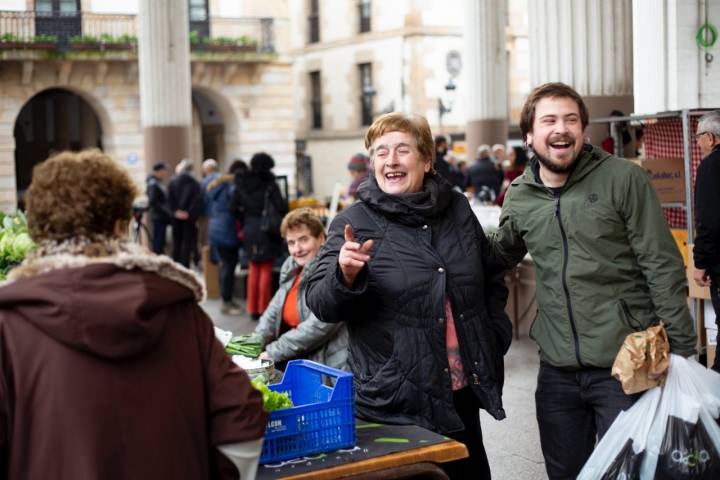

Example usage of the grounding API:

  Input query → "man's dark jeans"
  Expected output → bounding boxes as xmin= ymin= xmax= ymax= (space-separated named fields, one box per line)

xmin=215 ymin=244 xmax=239 ymax=303
xmin=710 ymin=272 xmax=720 ymax=374
xmin=535 ymin=361 xmax=641 ymax=480
xmin=151 ymin=220 xmax=168 ymax=255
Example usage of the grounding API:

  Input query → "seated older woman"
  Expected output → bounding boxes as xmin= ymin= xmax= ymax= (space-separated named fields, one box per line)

xmin=0 ymin=150 xmax=267 ymax=480
xmin=306 ymin=113 xmax=511 ymax=479
xmin=255 ymin=208 xmax=348 ymax=371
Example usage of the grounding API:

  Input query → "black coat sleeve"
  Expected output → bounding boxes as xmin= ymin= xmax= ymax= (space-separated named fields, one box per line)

xmin=694 ymin=153 xmax=720 ymax=271
xmin=473 ymin=214 xmax=512 ymax=354
xmin=305 ymin=213 xmax=369 ymax=324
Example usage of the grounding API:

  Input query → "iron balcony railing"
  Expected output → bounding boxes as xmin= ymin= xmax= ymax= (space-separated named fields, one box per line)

xmin=0 ymin=10 xmax=275 ymax=53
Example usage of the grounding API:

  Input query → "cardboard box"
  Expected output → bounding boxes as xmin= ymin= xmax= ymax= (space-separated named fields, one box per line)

xmin=687 ymin=244 xmax=712 ymax=300
xmin=202 ymin=245 xmax=220 ymax=299
xmin=708 ymin=345 xmax=716 ymax=368
xmin=639 ymin=158 xmax=685 ymax=203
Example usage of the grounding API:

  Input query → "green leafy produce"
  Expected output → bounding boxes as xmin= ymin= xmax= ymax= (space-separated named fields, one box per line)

xmin=225 ymin=334 xmax=263 ymax=358
xmin=251 ymin=376 xmax=293 ymax=412
xmin=0 ymin=212 xmax=34 ymax=281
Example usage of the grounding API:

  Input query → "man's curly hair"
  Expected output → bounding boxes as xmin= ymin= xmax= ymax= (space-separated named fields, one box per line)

xmin=25 ymin=149 xmax=138 ymax=242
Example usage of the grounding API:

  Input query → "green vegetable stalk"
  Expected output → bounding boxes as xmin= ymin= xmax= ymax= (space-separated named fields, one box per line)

xmin=251 ymin=376 xmax=293 ymax=412
xmin=225 ymin=334 xmax=263 ymax=358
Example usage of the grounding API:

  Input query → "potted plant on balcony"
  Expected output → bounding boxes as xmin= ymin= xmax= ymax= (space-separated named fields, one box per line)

xmin=0 ymin=33 xmax=57 ymax=50
xmin=99 ymin=33 xmax=136 ymax=51
xmin=69 ymin=34 xmax=102 ymax=51
xmin=203 ymin=35 xmax=258 ymax=53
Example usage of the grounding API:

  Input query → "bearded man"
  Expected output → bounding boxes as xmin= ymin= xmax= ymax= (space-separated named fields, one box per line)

xmin=490 ymin=82 xmax=696 ymax=479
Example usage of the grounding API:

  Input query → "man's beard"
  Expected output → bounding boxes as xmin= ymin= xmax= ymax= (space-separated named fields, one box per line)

xmin=531 ymin=138 xmax=581 ymax=174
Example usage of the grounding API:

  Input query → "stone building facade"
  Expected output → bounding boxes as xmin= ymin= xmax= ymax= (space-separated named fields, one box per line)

xmin=0 ymin=0 xmax=294 ymax=212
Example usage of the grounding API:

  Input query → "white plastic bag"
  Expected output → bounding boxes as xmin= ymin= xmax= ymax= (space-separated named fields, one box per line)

xmin=580 ymin=354 xmax=720 ymax=479
xmin=640 ymin=354 xmax=720 ymax=479
xmin=577 ymin=387 xmax=661 ymax=480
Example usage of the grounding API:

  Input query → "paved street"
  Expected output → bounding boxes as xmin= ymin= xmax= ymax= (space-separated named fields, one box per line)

xmin=203 ymin=297 xmax=547 ymax=479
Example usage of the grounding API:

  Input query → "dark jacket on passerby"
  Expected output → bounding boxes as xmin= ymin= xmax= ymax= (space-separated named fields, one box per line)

xmin=206 ymin=174 xmax=239 ymax=249
xmin=168 ymin=172 xmax=204 ymax=221
xmin=146 ymin=174 xmax=172 ymax=223
xmin=434 ymin=150 xmax=451 ymax=181
xmin=0 ymin=242 xmax=267 ymax=480
xmin=467 ymin=157 xmax=502 ymax=198
xmin=492 ymin=144 xmax=696 ymax=368
xmin=306 ymin=173 xmax=511 ymax=435
xmin=231 ymin=171 xmax=287 ymax=262
xmin=255 ymin=256 xmax=349 ymax=370
xmin=694 ymin=144 xmax=720 ymax=277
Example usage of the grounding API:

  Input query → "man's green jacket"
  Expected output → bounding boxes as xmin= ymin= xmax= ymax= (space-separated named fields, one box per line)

xmin=492 ymin=144 xmax=696 ymax=368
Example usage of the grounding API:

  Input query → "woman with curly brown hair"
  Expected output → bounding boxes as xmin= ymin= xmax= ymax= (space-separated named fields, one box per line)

xmin=0 ymin=150 xmax=267 ymax=480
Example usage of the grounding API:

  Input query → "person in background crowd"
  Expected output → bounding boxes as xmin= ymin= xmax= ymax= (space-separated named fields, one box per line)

xmin=693 ymin=110 xmax=720 ymax=373
xmin=600 ymin=110 xmax=632 ymax=156
xmin=306 ymin=113 xmax=511 ymax=480
xmin=202 ymin=158 xmax=220 ymax=188
xmin=146 ymin=161 xmax=172 ymax=254
xmin=345 ymin=153 xmax=370 ymax=201
xmin=491 ymin=143 xmax=507 ymax=183
xmin=467 ymin=144 xmax=502 ymax=202
xmin=0 ymin=149 xmax=267 ymax=480
xmin=491 ymin=82 xmax=696 ymax=479
xmin=206 ymin=164 xmax=243 ymax=316
xmin=445 ymin=152 xmax=468 ymax=191
xmin=198 ymin=159 xmax=220 ymax=263
xmin=255 ymin=208 xmax=348 ymax=370
xmin=168 ymin=159 xmax=204 ymax=268
xmin=231 ymin=152 xmax=288 ymax=320
xmin=496 ymin=146 xmax=529 ymax=207
xmin=434 ymin=135 xmax=452 ymax=181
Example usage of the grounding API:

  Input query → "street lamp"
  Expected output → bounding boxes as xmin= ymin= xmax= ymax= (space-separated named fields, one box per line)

xmin=438 ymin=78 xmax=456 ymax=131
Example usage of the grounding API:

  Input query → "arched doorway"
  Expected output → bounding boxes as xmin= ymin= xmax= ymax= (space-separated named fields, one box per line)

xmin=14 ymin=88 xmax=102 ymax=204
xmin=192 ymin=89 xmax=225 ymax=164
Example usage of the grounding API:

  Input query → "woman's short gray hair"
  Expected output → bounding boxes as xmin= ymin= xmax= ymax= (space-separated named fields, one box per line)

xmin=698 ymin=111 xmax=720 ymax=136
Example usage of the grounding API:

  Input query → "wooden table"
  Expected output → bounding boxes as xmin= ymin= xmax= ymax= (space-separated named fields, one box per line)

xmin=278 ymin=440 xmax=468 ymax=479
xmin=257 ymin=421 xmax=468 ymax=480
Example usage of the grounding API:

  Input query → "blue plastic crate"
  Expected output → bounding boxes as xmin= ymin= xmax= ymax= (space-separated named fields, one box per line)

xmin=259 ymin=360 xmax=356 ymax=464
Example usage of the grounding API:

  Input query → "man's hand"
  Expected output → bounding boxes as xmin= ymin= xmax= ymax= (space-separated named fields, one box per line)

xmin=259 ymin=351 xmax=270 ymax=361
xmin=694 ymin=267 xmax=710 ymax=287
xmin=339 ymin=224 xmax=373 ymax=287
xmin=174 ymin=210 xmax=189 ymax=220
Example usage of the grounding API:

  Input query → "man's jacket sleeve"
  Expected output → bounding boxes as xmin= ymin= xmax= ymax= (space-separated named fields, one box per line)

xmin=621 ymin=166 xmax=696 ymax=356
xmin=489 ymin=191 xmax=528 ymax=270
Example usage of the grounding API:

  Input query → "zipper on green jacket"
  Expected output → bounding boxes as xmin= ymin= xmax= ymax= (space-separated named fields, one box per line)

xmin=553 ymin=189 xmax=585 ymax=368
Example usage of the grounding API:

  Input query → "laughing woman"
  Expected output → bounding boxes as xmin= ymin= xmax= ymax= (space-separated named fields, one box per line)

xmin=254 ymin=208 xmax=348 ymax=371
xmin=305 ymin=113 xmax=512 ymax=479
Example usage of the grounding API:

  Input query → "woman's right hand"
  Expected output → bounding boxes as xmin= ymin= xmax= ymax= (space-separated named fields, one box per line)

xmin=339 ymin=224 xmax=373 ymax=287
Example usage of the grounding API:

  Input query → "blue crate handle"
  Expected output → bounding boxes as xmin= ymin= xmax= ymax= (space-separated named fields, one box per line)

xmin=285 ymin=359 xmax=352 ymax=378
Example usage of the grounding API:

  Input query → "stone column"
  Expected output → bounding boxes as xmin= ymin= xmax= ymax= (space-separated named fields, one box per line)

xmin=528 ymin=0 xmax=633 ymax=146
xmin=463 ymin=0 xmax=508 ymax=158
xmin=138 ymin=0 xmax=192 ymax=172
xmin=633 ymin=0 xmax=720 ymax=114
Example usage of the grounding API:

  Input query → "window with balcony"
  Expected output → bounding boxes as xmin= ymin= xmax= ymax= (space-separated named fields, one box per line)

xmin=189 ymin=0 xmax=210 ymax=39
xmin=310 ymin=71 xmax=322 ymax=129
xmin=358 ymin=0 xmax=371 ymax=33
xmin=359 ymin=63 xmax=374 ymax=126
xmin=308 ymin=0 xmax=320 ymax=44
xmin=34 ymin=0 xmax=81 ymax=44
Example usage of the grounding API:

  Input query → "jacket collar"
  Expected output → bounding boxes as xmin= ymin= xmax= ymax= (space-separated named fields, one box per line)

xmin=6 ymin=237 xmax=205 ymax=301
xmin=517 ymin=144 xmax=611 ymax=191
xmin=357 ymin=172 xmax=454 ymax=227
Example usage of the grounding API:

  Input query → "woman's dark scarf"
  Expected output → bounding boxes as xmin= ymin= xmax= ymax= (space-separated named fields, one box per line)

xmin=356 ymin=171 xmax=454 ymax=227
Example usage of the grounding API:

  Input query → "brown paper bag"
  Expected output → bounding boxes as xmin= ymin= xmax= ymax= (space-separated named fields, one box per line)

xmin=611 ymin=322 xmax=670 ymax=394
